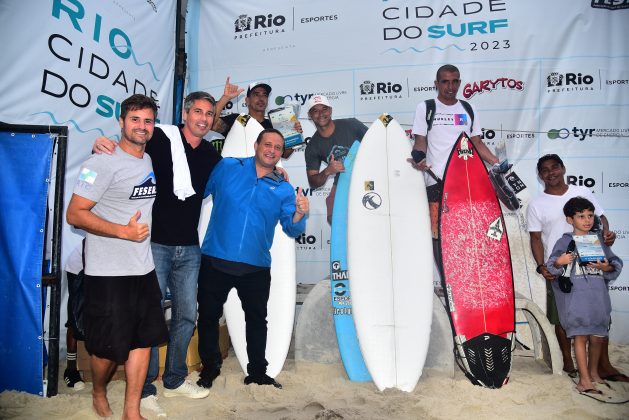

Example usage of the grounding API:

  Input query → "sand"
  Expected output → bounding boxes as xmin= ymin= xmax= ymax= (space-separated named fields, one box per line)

xmin=1 ymin=344 xmax=627 ymax=420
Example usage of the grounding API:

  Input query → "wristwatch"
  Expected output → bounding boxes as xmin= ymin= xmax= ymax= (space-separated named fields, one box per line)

xmin=536 ymin=264 xmax=544 ymax=274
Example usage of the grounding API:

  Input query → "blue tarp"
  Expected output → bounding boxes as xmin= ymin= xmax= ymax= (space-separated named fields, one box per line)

xmin=0 ymin=131 xmax=53 ymax=395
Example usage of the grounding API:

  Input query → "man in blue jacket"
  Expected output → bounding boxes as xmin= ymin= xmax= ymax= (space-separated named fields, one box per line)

xmin=197 ymin=128 xmax=309 ymax=389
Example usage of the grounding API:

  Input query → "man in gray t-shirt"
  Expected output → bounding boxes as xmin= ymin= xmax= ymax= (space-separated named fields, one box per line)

xmin=66 ymin=94 xmax=168 ymax=420
xmin=304 ymin=95 xmax=368 ymax=223
xmin=73 ymin=144 xmax=156 ymax=276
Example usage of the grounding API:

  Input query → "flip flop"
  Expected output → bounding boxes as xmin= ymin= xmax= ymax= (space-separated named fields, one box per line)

xmin=563 ymin=368 xmax=578 ymax=378
xmin=577 ymin=387 xmax=603 ymax=395
xmin=597 ymin=381 xmax=613 ymax=390
xmin=601 ymin=373 xmax=629 ymax=383
xmin=572 ymin=377 xmax=629 ymax=404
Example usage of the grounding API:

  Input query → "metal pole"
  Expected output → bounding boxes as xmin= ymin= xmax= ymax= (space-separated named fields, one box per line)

xmin=173 ymin=0 xmax=184 ymax=124
xmin=46 ymin=126 xmax=67 ymax=397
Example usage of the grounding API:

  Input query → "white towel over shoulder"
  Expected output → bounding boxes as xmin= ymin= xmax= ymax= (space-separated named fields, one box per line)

xmin=156 ymin=124 xmax=195 ymax=200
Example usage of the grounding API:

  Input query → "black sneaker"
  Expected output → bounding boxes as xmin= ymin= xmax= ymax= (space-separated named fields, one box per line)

xmin=64 ymin=368 xmax=85 ymax=391
xmin=244 ymin=374 xmax=282 ymax=389
xmin=197 ymin=367 xmax=220 ymax=389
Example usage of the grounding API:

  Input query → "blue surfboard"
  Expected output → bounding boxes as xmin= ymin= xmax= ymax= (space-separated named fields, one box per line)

xmin=330 ymin=140 xmax=371 ymax=381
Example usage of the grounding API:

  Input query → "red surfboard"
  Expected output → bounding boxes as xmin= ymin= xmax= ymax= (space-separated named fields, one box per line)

xmin=439 ymin=132 xmax=515 ymax=388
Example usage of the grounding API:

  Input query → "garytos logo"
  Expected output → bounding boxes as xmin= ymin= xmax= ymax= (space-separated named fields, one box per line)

xmin=546 ymin=72 xmax=595 ymax=93
xmin=462 ymin=78 xmax=524 ymax=99
xmin=234 ymin=13 xmax=286 ymax=39
xmin=359 ymin=80 xmax=404 ymax=100
xmin=129 ymin=173 xmax=157 ymax=200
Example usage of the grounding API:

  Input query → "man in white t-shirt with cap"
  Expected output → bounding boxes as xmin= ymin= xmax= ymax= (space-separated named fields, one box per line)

xmin=304 ymin=95 xmax=368 ymax=223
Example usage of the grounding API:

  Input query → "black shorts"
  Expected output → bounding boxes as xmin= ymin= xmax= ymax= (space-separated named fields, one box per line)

xmin=65 ymin=271 xmax=81 ymax=335
xmin=546 ymin=281 xmax=561 ymax=326
xmin=83 ymin=271 xmax=168 ymax=363
xmin=427 ymin=183 xmax=443 ymax=240
xmin=426 ymin=183 xmax=443 ymax=203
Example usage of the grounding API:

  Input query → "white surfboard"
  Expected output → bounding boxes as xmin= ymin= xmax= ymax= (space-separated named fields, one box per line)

xmin=347 ymin=114 xmax=433 ymax=392
xmin=201 ymin=114 xmax=296 ymax=379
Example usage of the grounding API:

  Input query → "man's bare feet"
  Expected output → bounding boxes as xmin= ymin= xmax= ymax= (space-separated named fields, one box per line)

xmin=590 ymin=373 xmax=604 ymax=384
xmin=575 ymin=379 xmax=597 ymax=394
xmin=121 ymin=412 xmax=147 ymax=420
xmin=575 ymin=384 xmax=603 ymax=395
xmin=92 ymin=391 xmax=113 ymax=418
xmin=601 ymin=372 xmax=629 ymax=382
xmin=562 ymin=358 xmax=576 ymax=374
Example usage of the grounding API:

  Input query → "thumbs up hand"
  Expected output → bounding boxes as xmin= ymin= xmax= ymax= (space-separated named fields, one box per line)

xmin=124 ymin=210 xmax=149 ymax=242
xmin=295 ymin=187 xmax=310 ymax=216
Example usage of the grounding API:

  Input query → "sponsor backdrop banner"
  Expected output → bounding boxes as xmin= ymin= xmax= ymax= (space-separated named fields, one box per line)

xmin=0 ymin=0 xmax=176 ymax=365
xmin=187 ymin=0 xmax=629 ymax=343
xmin=0 ymin=0 xmax=176 ymax=259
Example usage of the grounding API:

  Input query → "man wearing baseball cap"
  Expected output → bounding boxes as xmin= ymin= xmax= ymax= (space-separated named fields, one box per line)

xmin=213 ymin=80 xmax=273 ymax=140
xmin=212 ymin=78 xmax=302 ymax=158
xmin=304 ymin=95 xmax=368 ymax=223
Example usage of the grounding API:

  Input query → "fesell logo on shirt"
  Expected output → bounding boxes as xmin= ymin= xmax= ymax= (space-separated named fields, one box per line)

xmin=129 ymin=172 xmax=157 ymax=200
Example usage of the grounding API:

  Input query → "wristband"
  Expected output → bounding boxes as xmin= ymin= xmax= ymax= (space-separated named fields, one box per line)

xmin=536 ymin=264 xmax=544 ymax=274
xmin=411 ymin=149 xmax=426 ymax=163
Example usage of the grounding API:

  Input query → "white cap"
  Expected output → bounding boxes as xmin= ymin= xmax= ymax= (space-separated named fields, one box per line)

xmin=246 ymin=81 xmax=271 ymax=96
xmin=307 ymin=95 xmax=331 ymax=113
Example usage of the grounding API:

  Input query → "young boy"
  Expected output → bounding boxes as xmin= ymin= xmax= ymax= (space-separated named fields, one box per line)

xmin=546 ymin=197 xmax=623 ymax=395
